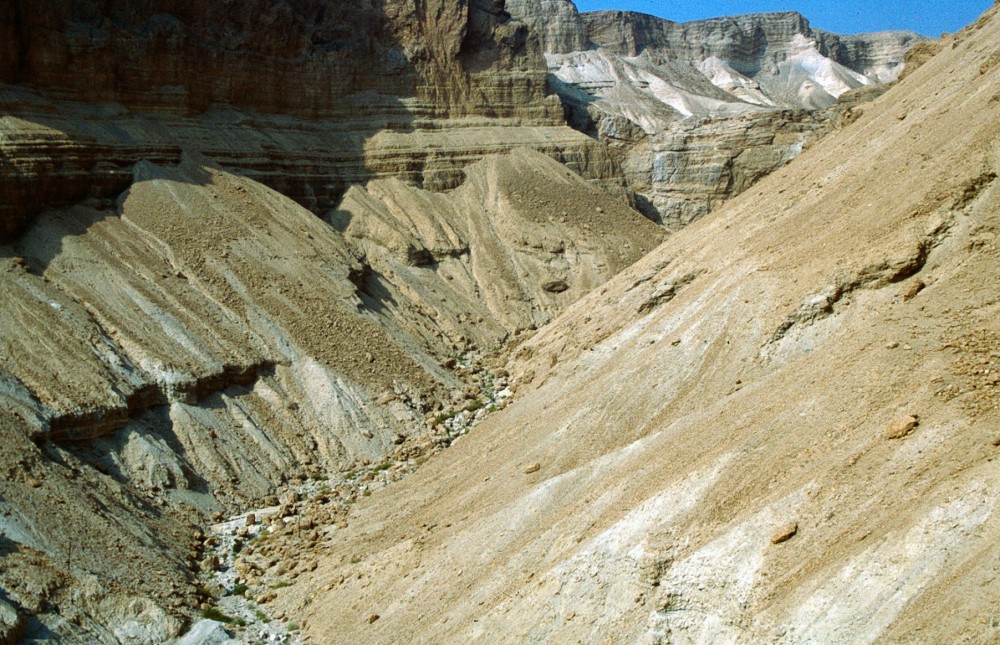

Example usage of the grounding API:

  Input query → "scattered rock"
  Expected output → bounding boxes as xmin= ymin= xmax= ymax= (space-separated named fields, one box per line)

xmin=770 ymin=522 xmax=799 ymax=544
xmin=885 ymin=415 xmax=920 ymax=439
xmin=367 ymin=613 xmax=381 ymax=624
xmin=246 ymin=513 xmax=256 ymax=527
xmin=902 ymin=279 xmax=926 ymax=301
xmin=0 ymin=599 xmax=25 ymax=645
xmin=542 ymin=280 xmax=570 ymax=294
xmin=523 ymin=463 xmax=541 ymax=474
xmin=200 ymin=555 xmax=220 ymax=572
xmin=992 ymin=436 xmax=1000 ymax=447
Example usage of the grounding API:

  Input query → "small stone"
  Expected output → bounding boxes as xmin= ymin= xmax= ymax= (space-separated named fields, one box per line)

xmin=200 ymin=555 xmax=220 ymax=572
xmin=542 ymin=280 xmax=569 ymax=294
xmin=902 ymin=280 xmax=926 ymax=301
xmin=770 ymin=522 xmax=798 ymax=544
xmin=246 ymin=513 xmax=256 ymax=527
xmin=885 ymin=341 xmax=899 ymax=349
xmin=523 ymin=463 xmax=541 ymax=475
xmin=885 ymin=415 xmax=919 ymax=440
xmin=992 ymin=437 xmax=1000 ymax=447
xmin=212 ymin=512 xmax=224 ymax=522
xmin=367 ymin=613 xmax=380 ymax=624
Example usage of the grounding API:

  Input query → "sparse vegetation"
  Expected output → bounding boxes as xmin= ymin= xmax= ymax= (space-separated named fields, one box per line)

xmin=201 ymin=607 xmax=245 ymax=626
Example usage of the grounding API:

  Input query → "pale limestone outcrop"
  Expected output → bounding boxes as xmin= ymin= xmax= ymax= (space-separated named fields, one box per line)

xmin=508 ymin=2 xmax=924 ymax=227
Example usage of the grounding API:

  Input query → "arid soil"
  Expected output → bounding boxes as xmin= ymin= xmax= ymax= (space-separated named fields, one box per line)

xmin=273 ymin=7 xmax=1000 ymax=643
xmin=0 ymin=1 xmax=996 ymax=643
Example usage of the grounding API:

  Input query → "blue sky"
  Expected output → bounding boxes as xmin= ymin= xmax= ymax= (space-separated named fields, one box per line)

xmin=572 ymin=1 xmax=994 ymax=36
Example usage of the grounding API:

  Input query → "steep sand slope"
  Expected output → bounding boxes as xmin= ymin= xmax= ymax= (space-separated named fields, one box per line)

xmin=281 ymin=7 xmax=1000 ymax=643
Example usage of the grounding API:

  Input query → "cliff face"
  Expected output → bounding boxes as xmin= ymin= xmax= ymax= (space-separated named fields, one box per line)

xmin=508 ymin=2 xmax=924 ymax=226
xmin=506 ymin=0 xmax=589 ymax=54
xmin=3 ymin=0 xmax=551 ymax=119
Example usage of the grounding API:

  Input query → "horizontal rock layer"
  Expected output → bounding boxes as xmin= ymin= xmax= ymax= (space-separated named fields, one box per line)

xmin=1 ymin=0 xmax=557 ymax=120
xmin=0 ymin=86 xmax=626 ymax=243
xmin=508 ymin=1 xmax=924 ymax=226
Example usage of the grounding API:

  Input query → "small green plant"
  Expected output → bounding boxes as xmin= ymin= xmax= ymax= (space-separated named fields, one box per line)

xmin=254 ymin=609 xmax=271 ymax=623
xmin=433 ymin=411 xmax=457 ymax=425
xmin=232 ymin=538 xmax=243 ymax=554
xmin=287 ymin=622 xmax=301 ymax=632
xmin=374 ymin=461 xmax=391 ymax=472
xmin=271 ymin=580 xmax=291 ymax=589
xmin=228 ymin=583 xmax=249 ymax=597
xmin=201 ymin=607 xmax=245 ymax=626
xmin=465 ymin=400 xmax=485 ymax=413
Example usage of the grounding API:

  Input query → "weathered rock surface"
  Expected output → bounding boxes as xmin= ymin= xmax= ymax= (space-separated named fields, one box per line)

xmin=0 ymin=85 xmax=621 ymax=243
xmin=0 ymin=143 xmax=658 ymax=641
xmin=279 ymin=6 xmax=1000 ymax=643
xmin=2 ymin=0 xmax=554 ymax=120
xmin=0 ymin=0 xmax=665 ymax=640
xmin=509 ymin=1 xmax=925 ymax=226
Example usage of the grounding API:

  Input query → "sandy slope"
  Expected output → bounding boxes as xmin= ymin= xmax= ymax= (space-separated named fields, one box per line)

xmin=279 ymin=7 xmax=1000 ymax=643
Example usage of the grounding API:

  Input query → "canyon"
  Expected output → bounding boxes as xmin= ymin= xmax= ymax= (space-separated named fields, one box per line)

xmin=0 ymin=1 xmax=997 ymax=644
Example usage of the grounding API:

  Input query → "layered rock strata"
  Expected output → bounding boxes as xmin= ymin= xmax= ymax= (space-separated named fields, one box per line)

xmin=509 ymin=1 xmax=924 ymax=227
xmin=1 ymin=0 xmax=553 ymax=120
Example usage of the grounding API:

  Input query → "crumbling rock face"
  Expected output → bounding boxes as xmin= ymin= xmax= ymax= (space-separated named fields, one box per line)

xmin=508 ymin=1 xmax=924 ymax=227
xmin=0 ymin=86 xmax=620 ymax=244
xmin=506 ymin=0 xmax=589 ymax=54
xmin=3 ymin=0 xmax=555 ymax=120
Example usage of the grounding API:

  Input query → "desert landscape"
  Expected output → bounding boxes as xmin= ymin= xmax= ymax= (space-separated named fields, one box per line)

xmin=0 ymin=1 xmax=998 ymax=643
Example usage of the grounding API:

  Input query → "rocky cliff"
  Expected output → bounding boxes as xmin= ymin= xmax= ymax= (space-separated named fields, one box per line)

xmin=509 ymin=1 xmax=923 ymax=226
xmin=2 ymin=0 xmax=552 ymax=120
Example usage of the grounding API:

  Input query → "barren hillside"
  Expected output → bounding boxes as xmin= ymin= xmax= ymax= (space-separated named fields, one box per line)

xmin=276 ymin=6 xmax=1000 ymax=643
xmin=0 ymin=1 xmax=996 ymax=643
